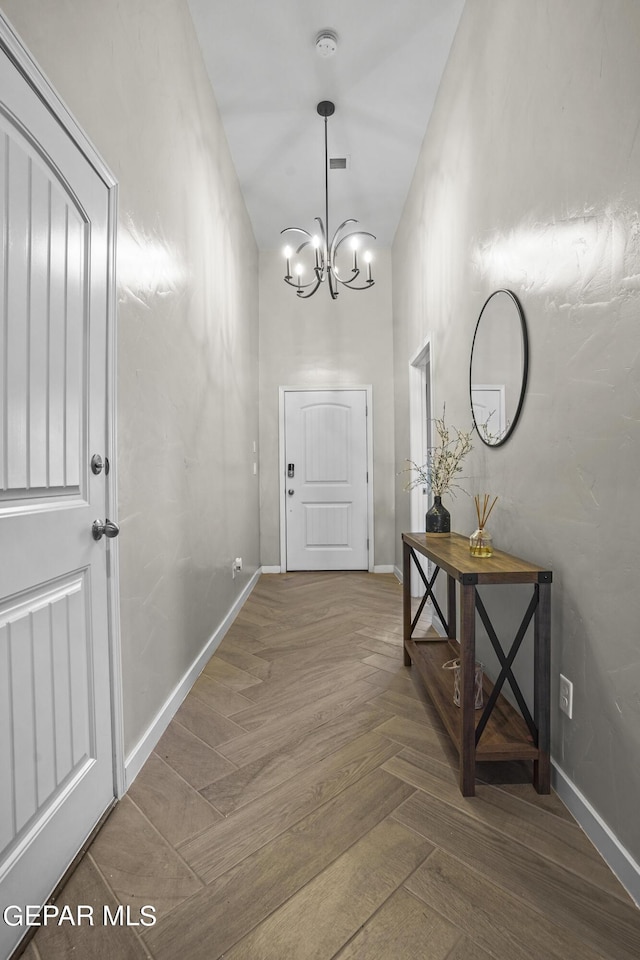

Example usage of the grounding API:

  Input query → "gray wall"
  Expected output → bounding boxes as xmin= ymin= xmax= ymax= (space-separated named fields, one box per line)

xmin=2 ymin=0 xmax=260 ymax=756
xmin=394 ymin=0 xmax=640 ymax=864
xmin=259 ymin=248 xmax=395 ymax=569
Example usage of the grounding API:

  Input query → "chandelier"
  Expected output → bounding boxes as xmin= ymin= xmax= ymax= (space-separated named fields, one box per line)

xmin=281 ymin=101 xmax=375 ymax=299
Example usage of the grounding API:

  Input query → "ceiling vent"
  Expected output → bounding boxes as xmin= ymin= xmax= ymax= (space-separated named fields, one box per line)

xmin=330 ymin=156 xmax=350 ymax=170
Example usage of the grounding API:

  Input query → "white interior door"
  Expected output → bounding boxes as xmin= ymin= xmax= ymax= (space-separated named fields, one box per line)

xmin=0 ymin=35 xmax=116 ymax=959
xmin=284 ymin=390 xmax=369 ymax=571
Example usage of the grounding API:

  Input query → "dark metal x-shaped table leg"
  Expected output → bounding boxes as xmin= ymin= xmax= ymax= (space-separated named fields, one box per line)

xmin=474 ymin=588 xmax=539 ymax=746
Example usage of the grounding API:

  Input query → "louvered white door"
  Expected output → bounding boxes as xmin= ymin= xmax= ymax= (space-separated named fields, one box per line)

xmin=0 ymin=36 xmax=115 ymax=959
xmin=284 ymin=390 xmax=369 ymax=571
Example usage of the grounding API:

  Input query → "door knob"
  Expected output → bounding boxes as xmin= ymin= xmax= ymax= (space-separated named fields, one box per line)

xmin=92 ymin=519 xmax=120 ymax=541
xmin=90 ymin=454 xmax=110 ymax=476
xmin=288 ymin=489 xmax=295 ymax=496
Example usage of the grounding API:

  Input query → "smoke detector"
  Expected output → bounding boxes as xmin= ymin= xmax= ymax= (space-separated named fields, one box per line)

xmin=315 ymin=31 xmax=338 ymax=58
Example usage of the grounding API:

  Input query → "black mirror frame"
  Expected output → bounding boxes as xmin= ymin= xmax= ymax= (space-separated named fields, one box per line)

xmin=469 ymin=289 xmax=529 ymax=448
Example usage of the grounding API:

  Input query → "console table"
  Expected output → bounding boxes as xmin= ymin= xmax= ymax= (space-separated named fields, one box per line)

xmin=402 ymin=532 xmax=552 ymax=796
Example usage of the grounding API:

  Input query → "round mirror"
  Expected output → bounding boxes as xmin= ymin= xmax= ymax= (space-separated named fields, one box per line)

xmin=470 ymin=289 xmax=529 ymax=447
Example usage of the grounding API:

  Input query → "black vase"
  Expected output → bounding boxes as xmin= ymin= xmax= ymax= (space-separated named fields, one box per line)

xmin=426 ymin=495 xmax=450 ymax=535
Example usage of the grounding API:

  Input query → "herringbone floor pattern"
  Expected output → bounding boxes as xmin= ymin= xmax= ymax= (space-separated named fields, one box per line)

xmin=20 ymin=573 xmax=640 ymax=959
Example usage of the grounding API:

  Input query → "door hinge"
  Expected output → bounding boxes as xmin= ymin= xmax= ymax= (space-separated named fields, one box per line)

xmin=367 ymin=538 xmax=370 ymax=550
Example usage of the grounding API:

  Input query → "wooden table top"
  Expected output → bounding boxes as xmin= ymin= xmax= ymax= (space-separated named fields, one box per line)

xmin=402 ymin=532 xmax=552 ymax=585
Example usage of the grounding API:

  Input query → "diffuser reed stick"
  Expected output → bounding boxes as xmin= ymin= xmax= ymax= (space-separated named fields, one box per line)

xmin=474 ymin=494 xmax=497 ymax=529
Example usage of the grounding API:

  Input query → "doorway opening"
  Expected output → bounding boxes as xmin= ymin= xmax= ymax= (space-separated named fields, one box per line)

xmin=409 ymin=337 xmax=434 ymax=603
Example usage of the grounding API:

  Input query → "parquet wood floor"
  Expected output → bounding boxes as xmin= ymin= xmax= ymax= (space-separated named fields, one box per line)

xmin=20 ymin=572 xmax=640 ymax=960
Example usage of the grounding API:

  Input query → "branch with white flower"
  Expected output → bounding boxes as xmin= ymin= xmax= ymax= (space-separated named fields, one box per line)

xmin=403 ymin=408 xmax=473 ymax=498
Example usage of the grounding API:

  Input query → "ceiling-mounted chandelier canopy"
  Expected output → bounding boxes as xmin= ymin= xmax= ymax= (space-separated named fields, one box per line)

xmin=281 ymin=100 xmax=375 ymax=299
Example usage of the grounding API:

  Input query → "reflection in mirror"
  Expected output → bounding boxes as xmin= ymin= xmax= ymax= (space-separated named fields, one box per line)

xmin=470 ymin=289 xmax=528 ymax=446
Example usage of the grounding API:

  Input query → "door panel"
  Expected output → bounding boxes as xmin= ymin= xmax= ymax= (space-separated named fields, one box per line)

xmin=0 ymin=573 xmax=94 ymax=846
xmin=304 ymin=404 xmax=350 ymax=481
xmin=0 ymin=37 xmax=115 ymax=959
xmin=303 ymin=501 xmax=351 ymax=547
xmin=285 ymin=390 xmax=369 ymax=571
xmin=1 ymin=113 xmax=87 ymax=501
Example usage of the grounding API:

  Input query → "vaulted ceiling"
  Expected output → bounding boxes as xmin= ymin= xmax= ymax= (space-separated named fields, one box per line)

xmin=187 ymin=0 xmax=465 ymax=249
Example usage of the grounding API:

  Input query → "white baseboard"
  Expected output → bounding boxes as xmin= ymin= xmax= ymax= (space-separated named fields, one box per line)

xmin=552 ymin=760 xmax=640 ymax=907
xmin=393 ymin=564 xmax=402 ymax=582
xmin=263 ymin=565 xmax=395 ymax=575
xmin=123 ymin=567 xmax=262 ymax=791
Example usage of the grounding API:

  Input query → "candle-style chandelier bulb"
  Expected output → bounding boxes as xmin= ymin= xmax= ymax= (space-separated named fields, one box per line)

xmin=280 ymin=100 xmax=375 ymax=299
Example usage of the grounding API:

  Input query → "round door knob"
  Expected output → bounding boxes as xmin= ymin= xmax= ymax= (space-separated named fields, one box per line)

xmin=92 ymin=519 xmax=120 ymax=541
xmin=288 ymin=489 xmax=295 ymax=496
xmin=90 ymin=454 xmax=110 ymax=476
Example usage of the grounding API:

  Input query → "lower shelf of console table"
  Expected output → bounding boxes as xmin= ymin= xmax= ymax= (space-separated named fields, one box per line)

xmin=402 ymin=531 xmax=552 ymax=797
xmin=405 ymin=636 xmax=539 ymax=762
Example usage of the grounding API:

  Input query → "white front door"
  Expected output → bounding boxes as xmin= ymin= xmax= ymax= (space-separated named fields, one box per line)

xmin=284 ymin=390 xmax=369 ymax=571
xmin=0 ymin=33 xmax=116 ymax=959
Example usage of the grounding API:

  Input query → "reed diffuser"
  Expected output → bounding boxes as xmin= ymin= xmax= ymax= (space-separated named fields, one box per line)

xmin=470 ymin=494 xmax=497 ymax=557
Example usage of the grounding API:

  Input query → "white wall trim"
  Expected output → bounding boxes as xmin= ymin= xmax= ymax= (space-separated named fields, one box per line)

xmin=124 ymin=567 xmax=262 ymax=790
xmin=408 ymin=336 xmax=434 ymax=597
xmin=278 ymin=387 xmax=287 ymax=572
xmin=365 ymin=386 xmax=374 ymax=573
xmin=268 ymin=564 xmax=393 ymax=575
xmin=408 ymin=334 xmax=434 ymax=534
xmin=106 ymin=179 xmax=125 ymax=799
xmin=393 ymin=564 xmax=403 ymax=583
xmin=0 ymin=12 xmax=116 ymax=189
xmin=278 ymin=385 xmax=375 ymax=572
xmin=551 ymin=761 xmax=640 ymax=907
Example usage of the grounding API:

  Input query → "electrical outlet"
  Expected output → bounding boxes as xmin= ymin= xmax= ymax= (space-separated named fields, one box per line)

xmin=559 ymin=674 xmax=573 ymax=719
